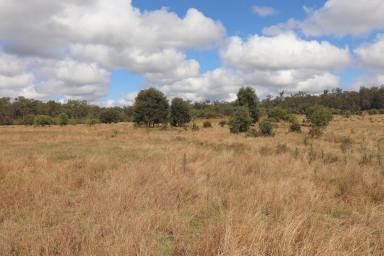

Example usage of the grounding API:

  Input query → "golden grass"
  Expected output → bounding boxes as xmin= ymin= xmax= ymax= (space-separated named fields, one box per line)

xmin=1 ymin=115 xmax=384 ymax=255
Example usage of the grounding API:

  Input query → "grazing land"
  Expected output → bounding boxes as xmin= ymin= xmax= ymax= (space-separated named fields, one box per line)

xmin=1 ymin=116 xmax=384 ymax=256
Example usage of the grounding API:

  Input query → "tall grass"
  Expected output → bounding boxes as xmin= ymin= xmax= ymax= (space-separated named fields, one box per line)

xmin=0 ymin=117 xmax=383 ymax=255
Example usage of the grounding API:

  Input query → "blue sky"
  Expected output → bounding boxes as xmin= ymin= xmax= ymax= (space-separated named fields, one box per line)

xmin=0 ymin=0 xmax=384 ymax=105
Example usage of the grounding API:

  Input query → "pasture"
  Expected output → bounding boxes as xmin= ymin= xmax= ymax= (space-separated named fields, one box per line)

xmin=1 ymin=115 xmax=384 ymax=255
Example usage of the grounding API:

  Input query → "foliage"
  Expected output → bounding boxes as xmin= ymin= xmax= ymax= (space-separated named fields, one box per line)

xmin=203 ymin=121 xmax=212 ymax=128
xmin=99 ymin=108 xmax=121 ymax=124
xmin=228 ymin=107 xmax=252 ymax=134
xmin=259 ymin=119 xmax=274 ymax=136
xmin=305 ymin=106 xmax=333 ymax=128
xmin=170 ymin=97 xmax=191 ymax=127
xmin=267 ymin=107 xmax=291 ymax=122
xmin=289 ymin=120 xmax=301 ymax=133
xmin=219 ymin=120 xmax=227 ymax=127
xmin=237 ymin=87 xmax=260 ymax=122
xmin=33 ymin=115 xmax=54 ymax=126
xmin=57 ymin=113 xmax=69 ymax=126
xmin=133 ymin=88 xmax=169 ymax=127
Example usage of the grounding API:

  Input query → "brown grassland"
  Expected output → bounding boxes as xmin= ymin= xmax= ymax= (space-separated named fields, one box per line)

xmin=1 ymin=115 xmax=384 ymax=255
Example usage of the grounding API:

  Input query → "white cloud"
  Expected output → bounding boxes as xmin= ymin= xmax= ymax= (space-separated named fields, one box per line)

xmin=301 ymin=0 xmax=384 ymax=36
xmin=221 ymin=33 xmax=350 ymax=70
xmin=37 ymin=59 xmax=110 ymax=101
xmin=0 ymin=0 xmax=224 ymax=102
xmin=265 ymin=0 xmax=384 ymax=37
xmin=355 ymin=34 xmax=384 ymax=69
xmin=252 ymin=5 xmax=278 ymax=17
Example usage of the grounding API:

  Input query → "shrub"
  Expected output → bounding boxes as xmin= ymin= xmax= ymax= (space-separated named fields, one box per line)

xmin=99 ymin=109 xmax=121 ymax=124
xmin=203 ymin=121 xmax=212 ymax=128
xmin=192 ymin=123 xmax=200 ymax=131
xmin=289 ymin=121 xmax=301 ymax=133
xmin=305 ymin=106 xmax=333 ymax=137
xmin=170 ymin=97 xmax=191 ymax=127
xmin=229 ymin=107 xmax=252 ymax=134
xmin=259 ymin=119 xmax=273 ymax=136
xmin=57 ymin=113 xmax=69 ymax=126
xmin=246 ymin=128 xmax=258 ymax=137
xmin=23 ymin=114 xmax=35 ymax=126
xmin=368 ymin=109 xmax=380 ymax=115
xmin=236 ymin=87 xmax=260 ymax=122
xmin=309 ymin=126 xmax=322 ymax=138
xmin=267 ymin=107 xmax=290 ymax=122
xmin=33 ymin=115 xmax=54 ymax=126
xmin=219 ymin=120 xmax=227 ymax=127
xmin=86 ymin=119 xmax=98 ymax=126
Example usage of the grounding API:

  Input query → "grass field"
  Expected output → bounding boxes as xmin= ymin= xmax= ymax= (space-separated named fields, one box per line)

xmin=1 ymin=116 xmax=384 ymax=255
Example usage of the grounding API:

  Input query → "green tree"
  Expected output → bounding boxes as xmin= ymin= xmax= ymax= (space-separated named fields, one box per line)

xmin=228 ymin=107 xmax=252 ymax=134
xmin=133 ymin=88 xmax=169 ymax=127
xmin=237 ymin=87 xmax=260 ymax=122
xmin=99 ymin=108 xmax=121 ymax=124
xmin=170 ymin=97 xmax=191 ymax=127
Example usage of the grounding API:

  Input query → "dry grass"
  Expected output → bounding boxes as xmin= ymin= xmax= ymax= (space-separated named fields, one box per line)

xmin=1 ymin=115 xmax=384 ymax=255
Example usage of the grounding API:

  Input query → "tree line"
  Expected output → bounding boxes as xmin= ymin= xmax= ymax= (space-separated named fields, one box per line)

xmin=1 ymin=85 xmax=384 ymax=126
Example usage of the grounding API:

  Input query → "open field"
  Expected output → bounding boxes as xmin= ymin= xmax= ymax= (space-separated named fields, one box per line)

xmin=1 ymin=116 xmax=384 ymax=255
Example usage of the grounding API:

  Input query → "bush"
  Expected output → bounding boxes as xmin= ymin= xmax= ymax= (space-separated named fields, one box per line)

xmin=23 ymin=115 xmax=35 ymax=126
xmin=246 ymin=128 xmax=259 ymax=137
xmin=305 ymin=106 xmax=333 ymax=127
xmin=86 ymin=118 xmax=98 ymax=126
xmin=309 ymin=126 xmax=322 ymax=138
xmin=33 ymin=115 xmax=54 ymax=126
xmin=57 ymin=113 xmax=69 ymax=126
xmin=192 ymin=123 xmax=200 ymax=131
xmin=267 ymin=107 xmax=291 ymax=122
xmin=219 ymin=120 xmax=227 ymax=127
xmin=203 ymin=121 xmax=212 ymax=128
xmin=305 ymin=105 xmax=333 ymax=137
xmin=100 ymin=109 xmax=121 ymax=124
xmin=368 ymin=109 xmax=380 ymax=115
xmin=259 ymin=119 xmax=273 ymax=136
xmin=289 ymin=121 xmax=301 ymax=133
xmin=229 ymin=107 xmax=252 ymax=134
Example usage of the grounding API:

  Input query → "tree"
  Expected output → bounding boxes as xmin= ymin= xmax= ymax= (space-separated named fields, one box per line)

xmin=99 ymin=108 xmax=121 ymax=124
xmin=228 ymin=107 xmax=252 ymax=134
xmin=237 ymin=87 xmax=260 ymax=122
xmin=133 ymin=88 xmax=169 ymax=127
xmin=170 ymin=97 xmax=191 ymax=127
xmin=305 ymin=106 xmax=333 ymax=137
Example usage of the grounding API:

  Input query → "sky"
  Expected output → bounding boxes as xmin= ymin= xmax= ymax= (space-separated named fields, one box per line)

xmin=0 ymin=0 xmax=384 ymax=106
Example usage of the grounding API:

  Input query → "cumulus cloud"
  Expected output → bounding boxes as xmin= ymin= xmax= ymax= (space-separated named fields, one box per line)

xmin=37 ymin=59 xmax=110 ymax=101
xmin=0 ymin=0 xmax=224 ymax=102
xmin=0 ymin=0 xmax=356 ymax=104
xmin=252 ymin=5 xmax=278 ymax=17
xmin=355 ymin=34 xmax=384 ymax=69
xmin=264 ymin=0 xmax=384 ymax=37
xmin=0 ymin=52 xmax=39 ymax=98
xmin=221 ymin=33 xmax=350 ymax=70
